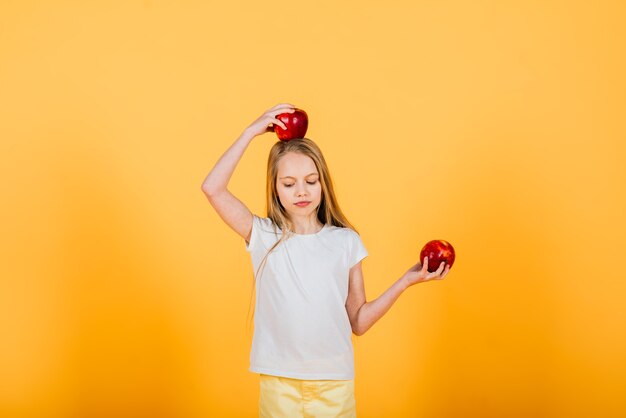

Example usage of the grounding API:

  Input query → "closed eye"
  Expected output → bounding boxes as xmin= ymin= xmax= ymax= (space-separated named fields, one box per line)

xmin=283 ymin=181 xmax=318 ymax=187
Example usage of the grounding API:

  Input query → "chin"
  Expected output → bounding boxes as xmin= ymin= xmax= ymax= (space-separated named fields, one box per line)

xmin=294 ymin=207 xmax=316 ymax=214
xmin=291 ymin=204 xmax=319 ymax=216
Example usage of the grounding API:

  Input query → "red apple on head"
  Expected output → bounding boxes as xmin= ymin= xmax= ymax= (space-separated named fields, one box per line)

xmin=275 ymin=108 xmax=308 ymax=141
xmin=420 ymin=240 xmax=455 ymax=273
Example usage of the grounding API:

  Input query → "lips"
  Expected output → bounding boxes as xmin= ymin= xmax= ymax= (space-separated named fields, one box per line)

xmin=295 ymin=201 xmax=311 ymax=207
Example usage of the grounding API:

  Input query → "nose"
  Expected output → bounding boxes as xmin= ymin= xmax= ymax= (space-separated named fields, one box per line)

xmin=295 ymin=182 xmax=308 ymax=197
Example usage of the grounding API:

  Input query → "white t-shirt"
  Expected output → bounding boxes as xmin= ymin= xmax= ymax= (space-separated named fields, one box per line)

xmin=245 ymin=214 xmax=368 ymax=380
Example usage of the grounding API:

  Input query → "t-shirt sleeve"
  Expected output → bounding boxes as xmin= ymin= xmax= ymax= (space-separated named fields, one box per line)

xmin=348 ymin=230 xmax=368 ymax=269
xmin=245 ymin=214 xmax=261 ymax=253
xmin=245 ymin=214 xmax=278 ymax=253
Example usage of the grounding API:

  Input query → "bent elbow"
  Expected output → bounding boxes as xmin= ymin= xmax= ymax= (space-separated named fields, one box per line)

xmin=201 ymin=184 xmax=221 ymax=198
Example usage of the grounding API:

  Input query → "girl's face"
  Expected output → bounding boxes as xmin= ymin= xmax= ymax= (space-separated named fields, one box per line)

xmin=276 ymin=152 xmax=322 ymax=220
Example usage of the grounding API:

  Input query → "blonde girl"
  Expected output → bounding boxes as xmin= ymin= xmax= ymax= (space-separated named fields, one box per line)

xmin=201 ymin=103 xmax=449 ymax=417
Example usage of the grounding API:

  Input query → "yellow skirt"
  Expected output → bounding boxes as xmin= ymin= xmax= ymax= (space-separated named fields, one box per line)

xmin=259 ymin=374 xmax=356 ymax=418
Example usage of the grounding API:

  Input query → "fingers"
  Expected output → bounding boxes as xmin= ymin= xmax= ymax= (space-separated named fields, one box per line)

xmin=271 ymin=118 xmax=287 ymax=130
xmin=436 ymin=261 xmax=445 ymax=276
xmin=271 ymin=108 xmax=295 ymax=118
xmin=247 ymin=104 xmax=296 ymax=137
xmin=270 ymin=103 xmax=296 ymax=110
xmin=433 ymin=263 xmax=450 ymax=280
xmin=423 ymin=261 xmax=446 ymax=281
xmin=269 ymin=104 xmax=296 ymax=116
xmin=413 ymin=257 xmax=450 ymax=283
xmin=440 ymin=265 xmax=451 ymax=279
xmin=266 ymin=104 xmax=295 ymax=130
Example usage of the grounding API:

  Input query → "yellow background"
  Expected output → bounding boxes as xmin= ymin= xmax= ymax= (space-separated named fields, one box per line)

xmin=1 ymin=1 xmax=625 ymax=417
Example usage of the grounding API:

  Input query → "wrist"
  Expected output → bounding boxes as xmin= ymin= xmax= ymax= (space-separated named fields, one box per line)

xmin=398 ymin=275 xmax=411 ymax=291
xmin=239 ymin=129 xmax=256 ymax=142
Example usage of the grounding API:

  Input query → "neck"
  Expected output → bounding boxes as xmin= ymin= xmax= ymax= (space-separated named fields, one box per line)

xmin=289 ymin=214 xmax=323 ymax=234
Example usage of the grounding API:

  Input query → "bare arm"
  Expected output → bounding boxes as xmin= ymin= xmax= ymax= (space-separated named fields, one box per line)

xmin=346 ymin=257 xmax=450 ymax=336
xmin=201 ymin=103 xmax=295 ymax=242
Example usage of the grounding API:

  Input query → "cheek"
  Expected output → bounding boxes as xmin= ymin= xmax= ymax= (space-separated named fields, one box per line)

xmin=313 ymin=184 xmax=323 ymax=200
xmin=276 ymin=186 xmax=286 ymax=201
xmin=276 ymin=186 xmax=293 ymax=206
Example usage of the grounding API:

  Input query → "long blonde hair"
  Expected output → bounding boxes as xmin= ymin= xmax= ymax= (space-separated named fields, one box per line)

xmin=246 ymin=138 xmax=358 ymax=329
xmin=267 ymin=137 xmax=356 ymax=233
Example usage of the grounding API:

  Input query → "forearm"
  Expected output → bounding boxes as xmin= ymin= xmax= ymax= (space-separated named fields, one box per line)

xmin=201 ymin=130 xmax=255 ymax=194
xmin=355 ymin=277 xmax=409 ymax=336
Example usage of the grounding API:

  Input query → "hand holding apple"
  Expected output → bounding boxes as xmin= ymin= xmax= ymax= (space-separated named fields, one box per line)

xmin=243 ymin=103 xmax=296 ymax=138
xmin=274 ymin=108 xmax=308 ymax=141
xmin=402 ymin=257 xmax=450 ymax=287
xmin=420 ymin=240 xmax=455 ymax=273
xmin=402 ymin=240 xmax=455 ymax=287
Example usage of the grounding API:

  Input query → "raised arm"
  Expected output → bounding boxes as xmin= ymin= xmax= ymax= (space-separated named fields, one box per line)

xmin=201 ymin=103 xmax=295 ymax=242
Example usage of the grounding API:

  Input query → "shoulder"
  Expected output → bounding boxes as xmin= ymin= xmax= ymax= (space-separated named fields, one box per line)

xmin=252 ymin=214 xmax=282 ymax=239
xmin=246 ymin=215 xmax=283 ymax=253
xmin=325 ymin=225 xmax=361 ymax=242
xmin=252 ymin=215 xmax=282 ymax=237
xmin=254 ymin=214 xmax=275 ymax=228
xmin=324 ymin=226 xmax=368 ymax=266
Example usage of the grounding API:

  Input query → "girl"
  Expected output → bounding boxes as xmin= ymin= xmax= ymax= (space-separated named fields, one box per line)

xmin=201 ymin=103 xmax=450 ymax=417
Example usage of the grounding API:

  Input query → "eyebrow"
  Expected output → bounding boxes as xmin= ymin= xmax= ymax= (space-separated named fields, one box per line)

xmin=279 ymin=173 xmax=319 ymax=180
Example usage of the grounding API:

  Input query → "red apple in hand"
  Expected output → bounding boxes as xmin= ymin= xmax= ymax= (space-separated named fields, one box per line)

xmin=275 ymin=108 xmax=308 ymax=141
xmin=420 ymin=240 xmax=456 ymax=273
